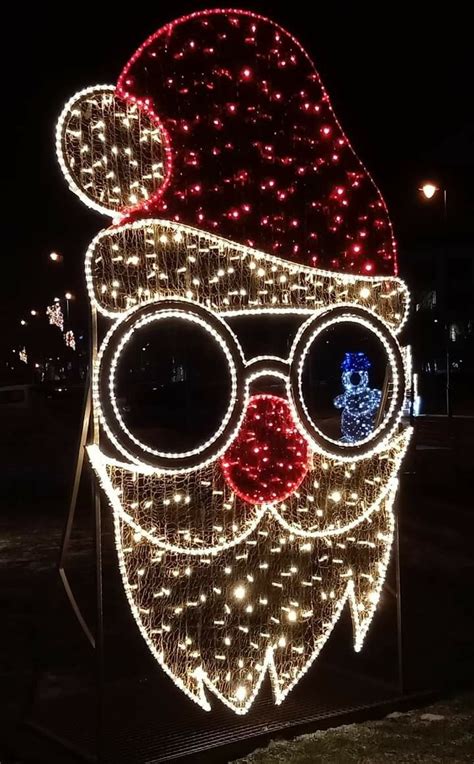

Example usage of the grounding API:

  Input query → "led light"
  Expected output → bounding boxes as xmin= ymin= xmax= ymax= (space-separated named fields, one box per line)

xmin=57 ymin=7 xmax=412 ymax=719
xmin=290 ymin=308 xmax=406 ymax=461
xmin=421 ymin=183 xmax=438 ymax=200
xmin=85 ymin=219 xmax=410 ymax=333
xmin=334 ymin=353 xmax=382 ymax=444
xmin=111 ymin=482 xmax=399 ymax=714
xmin=94 ymin=299 xmax=247 ymax=471
xmin=235 ymin=685 xmax=247 ymax=701
xmin=56 ymin=85 xmax=171 ymax=218
xmin=64 ymin=330 xmax=76 ymax=350
xmin=46 ymin=302 xmax=64 ymax=332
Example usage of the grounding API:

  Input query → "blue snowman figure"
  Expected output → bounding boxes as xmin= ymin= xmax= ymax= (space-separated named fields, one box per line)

xmin=333 ymin=352 xmax=382 ymax=443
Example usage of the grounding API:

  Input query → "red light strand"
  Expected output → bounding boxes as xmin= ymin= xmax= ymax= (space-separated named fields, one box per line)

xmin=116 ymin=9 xmax=398 ymax=276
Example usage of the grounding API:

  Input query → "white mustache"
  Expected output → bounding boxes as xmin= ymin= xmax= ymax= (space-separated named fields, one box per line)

xmin=88 ymin=427 xmax=411 ymax=556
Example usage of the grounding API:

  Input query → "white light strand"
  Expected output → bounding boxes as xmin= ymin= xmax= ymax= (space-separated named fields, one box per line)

xmin=112 ymin=481 xmax=399 ymax=714
xmin=95 ymin=300 xmax=407 ymax=470
xmin=57 ymin=68 xmax=412 ymax=718
xmin=56 ymin=86 xmax=168 ymax=218
xmin=84 ymin=218 xmax=410 ymax=333
xmin=64 ymin=330 xmax=76 ymax=350
xmin=88 ymin=428 xmax=411 ymax=555
xmin=46 ymin=302 xmax=64 ymax=332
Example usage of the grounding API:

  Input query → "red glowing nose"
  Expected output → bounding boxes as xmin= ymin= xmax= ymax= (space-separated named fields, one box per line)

xmin=220 ymin=394 xmax=309 ymax=505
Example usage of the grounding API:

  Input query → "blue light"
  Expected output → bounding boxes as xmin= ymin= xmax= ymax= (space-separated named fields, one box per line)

xmin=334 ymin=352 xmax=382 ymax=443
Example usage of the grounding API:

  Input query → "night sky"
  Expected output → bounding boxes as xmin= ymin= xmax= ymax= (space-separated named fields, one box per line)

xmin=4 ymin=2 xmax=473 ymax=358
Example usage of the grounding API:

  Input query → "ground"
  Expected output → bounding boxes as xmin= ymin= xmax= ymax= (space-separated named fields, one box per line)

xmin=234 ymin=694 xmax=474 ymax=763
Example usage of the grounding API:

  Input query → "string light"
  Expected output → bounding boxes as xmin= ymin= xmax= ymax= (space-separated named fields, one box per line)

xmin=108 ymin=480 xmax=401 ymax=714
xmin=333 ymin=353 xmax=382 ymax=443
xmin=116 ymin=9 xmax=398 ymax=277
xmin=46 ymin=302 xmax=64 ymax=332
xmin=56 ymin=8 xmax=412 ymax=716
xmin=221 ymin=394 xmax=309 ymax=504
xmin=94 ymin=300 xmax=246 ymax=471
xmin=290 ymin=308 xmax=405 ymax=461
xmin=88 ymin=427 xmax=410 ymax=553
xmin=56 ymin=86 xmax=170 ymax=218
xmin=64 ymin=330 xmax=76 ymax=350
xmin=84 ymin=218 xmax=409 ymax=331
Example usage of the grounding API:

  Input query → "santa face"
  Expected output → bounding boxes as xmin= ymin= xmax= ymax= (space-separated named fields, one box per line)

xmin=56 ymin=10 xmax=412 ymax=714
xmin=85 ymin=218 xmax=411 ymax=713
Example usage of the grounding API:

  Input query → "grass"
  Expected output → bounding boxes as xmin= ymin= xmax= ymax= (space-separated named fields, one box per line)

xmin=233 ymin=694 xmax=474 ymax=763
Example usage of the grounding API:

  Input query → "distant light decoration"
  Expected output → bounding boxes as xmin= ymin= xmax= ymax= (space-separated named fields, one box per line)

xmin=46 ymin=302 xmax=64 ymax=332
xmin=19 ymin=347 xmax=27 ymax=364
xmin=64 ymin=330 xmax=76 ymax=350
xmin=221 ymin=394 xmax=309 ymax=504
xmin=56 ymin=9 xmax=412 ymax=715
xmin=334 ymin=352 xmax=382 ymax=443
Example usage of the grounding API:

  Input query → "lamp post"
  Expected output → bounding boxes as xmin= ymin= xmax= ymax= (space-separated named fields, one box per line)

xmin=420 ymin=183 xmax=447 ymax=222
xmin=419 ymin=182 xmax=451 ymax=417
xmin=65 ymin=292 xmax=74 ymax=326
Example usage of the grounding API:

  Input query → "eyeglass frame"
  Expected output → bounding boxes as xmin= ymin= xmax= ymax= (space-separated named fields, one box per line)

xmin=96 ymin=298 xmax=406 ymax=472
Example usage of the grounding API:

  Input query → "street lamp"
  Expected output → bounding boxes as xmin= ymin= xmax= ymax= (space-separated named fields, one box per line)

xmin=419 ymin=181 xmax=451 ymax=416
xmin=420 ymin=182 xmax=438 ymax=200
xmin=65 ymin=291 xmax=74 ymax=325
xmin=420 ymin=182 xmax=447 ymax=220
xmin=50 ymin=251 xmax=62 ymax=262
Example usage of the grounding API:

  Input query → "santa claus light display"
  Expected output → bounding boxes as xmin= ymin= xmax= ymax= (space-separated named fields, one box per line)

xmin=56 ymin=9 xmax=412 ymax=714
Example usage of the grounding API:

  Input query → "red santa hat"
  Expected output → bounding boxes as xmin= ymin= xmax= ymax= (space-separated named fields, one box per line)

xmin=115 ymin=9 xmax=397 ymax=277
